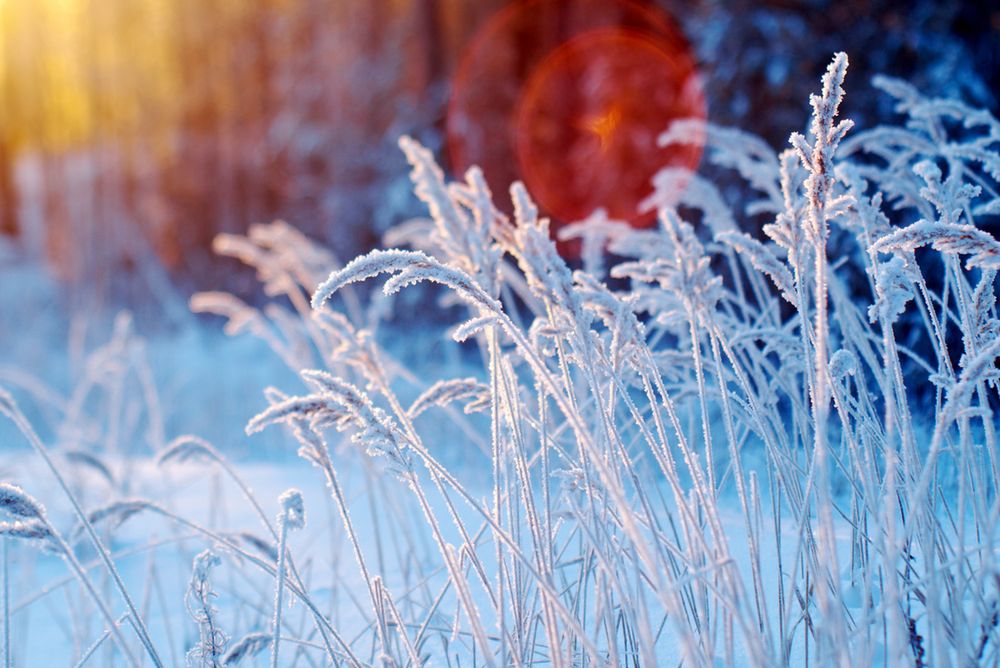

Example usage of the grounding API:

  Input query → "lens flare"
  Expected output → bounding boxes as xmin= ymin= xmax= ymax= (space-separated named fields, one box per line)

xmin=448 ymin=0 xmax=705 ymax=251
xmin=515 ymin=28 xmax=703 ymax=227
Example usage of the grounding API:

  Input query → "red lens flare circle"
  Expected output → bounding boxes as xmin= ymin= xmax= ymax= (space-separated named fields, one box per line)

xmin=447 ymin=0 xmax=705 ymax=249
xmin=516 ymin=28 xmax=704 ymax=226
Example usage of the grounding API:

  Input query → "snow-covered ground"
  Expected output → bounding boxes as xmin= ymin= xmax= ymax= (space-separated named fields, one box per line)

xmin=6 ymin=450 xmax=839 ymax=667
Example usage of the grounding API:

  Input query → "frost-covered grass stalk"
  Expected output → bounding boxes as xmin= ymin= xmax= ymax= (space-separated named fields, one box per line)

xmin=186 ymin=549 xmax=226 ymax=667
xmin=2 ymin=537 xmax=8 ymax=668
xmin=3 ymin=53 xmax=1000 ymax=666
xmin=270 ymin=489 xmax=304 ymax=668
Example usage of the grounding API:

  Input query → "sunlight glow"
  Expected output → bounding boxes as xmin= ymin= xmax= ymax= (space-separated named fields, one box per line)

xmin=580 ymin=104 xmax=623 ymax=153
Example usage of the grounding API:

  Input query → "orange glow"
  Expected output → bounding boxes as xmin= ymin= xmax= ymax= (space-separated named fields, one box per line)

xmin=515 ymin=28 xmax=704 ymax=227
xmin=447 ymin=0 xmax=705 ymax=250
xmin=580 ymin=104 xmax=623 ymax=153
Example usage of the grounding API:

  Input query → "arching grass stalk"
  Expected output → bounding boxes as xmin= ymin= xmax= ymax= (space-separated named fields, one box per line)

xmin=0 ymin=390 xmax=164 ymax=668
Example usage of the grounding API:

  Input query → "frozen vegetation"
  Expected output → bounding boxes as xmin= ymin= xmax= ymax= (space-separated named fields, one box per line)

xmin=2 ymin=54 xmax=1000 ymax=666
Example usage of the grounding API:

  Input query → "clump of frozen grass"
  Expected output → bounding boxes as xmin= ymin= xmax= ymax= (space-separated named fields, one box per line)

xmin=3 ymin=52 xmax=1000 ymax=666
xmin=245 ymin=51 xmax=998 ymax=666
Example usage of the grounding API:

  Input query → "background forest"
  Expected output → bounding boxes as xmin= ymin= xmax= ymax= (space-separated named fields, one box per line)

xmin=0 ymin=0 xmax=997 ymax=315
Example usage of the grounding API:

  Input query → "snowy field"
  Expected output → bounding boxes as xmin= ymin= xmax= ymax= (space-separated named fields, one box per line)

xmin=5 ymin=453 xmax=838 ymax=667
xmin=2 ymin=55 xmax=1000 ymax=667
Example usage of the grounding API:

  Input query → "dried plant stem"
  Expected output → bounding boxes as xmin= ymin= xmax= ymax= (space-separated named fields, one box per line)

xmin=270 ymin=516 xmax=289 ymax=668
xmin=2 ymin=538 xmax=9 ymax=668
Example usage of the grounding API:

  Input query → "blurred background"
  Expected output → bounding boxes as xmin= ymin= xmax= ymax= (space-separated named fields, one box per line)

xmin=0 ymin=0 xmax=997 ymax=317
xmin=0 ymin=0 xmax=996 ymax=455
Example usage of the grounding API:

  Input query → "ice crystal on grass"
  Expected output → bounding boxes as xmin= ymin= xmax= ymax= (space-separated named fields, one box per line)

xmin=869 ymin=256 xmax=916 ymax=324
xmin=187 ymin=549 xmax=227 ymax=668
xmin=970 ymin=271 xmax=1000 ymax=351
xmin=277 ymin=489 xmax=305 ymax=530
xmin=408 ymin=378 xmax=491 ymax=418
xmin=873 ymin=220 xmax=1000 ymax=270
xmin=0 ymin=484 xmax=45 ymax=521
xmin=312 ymin=249 xmax=502 ymax=317
xmin=717 ymin=230 xmax=798 ymax=305
xmin=828 ymin=349 xmax=858 ymax=379
xmin=0 ymin=520 xmax=54 ymax=545
xmin=82 ymin=499 xmax=152 ymax=534
xmin=221 ymin=632 xmax=271 ymax=666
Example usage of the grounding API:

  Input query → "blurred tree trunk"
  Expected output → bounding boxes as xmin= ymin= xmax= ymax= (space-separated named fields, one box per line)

xmin=0 ymin=137 xmax=17 ymax=238
xmin=420 ymin=0 xmax=443 ymax=93
xmin=0 ymin=2 xmax=20 ymax=239
xmin=250 ymin=0 xmax=282 ymax=222
xmin=79 ymin=0 xmax=112 ymax=311
xmin=166 ymin=0 xmax=227 ymax=273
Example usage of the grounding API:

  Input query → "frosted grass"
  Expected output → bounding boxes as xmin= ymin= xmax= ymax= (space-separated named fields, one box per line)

xmin=2 ymin=54 xmax=1000 ymax=666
